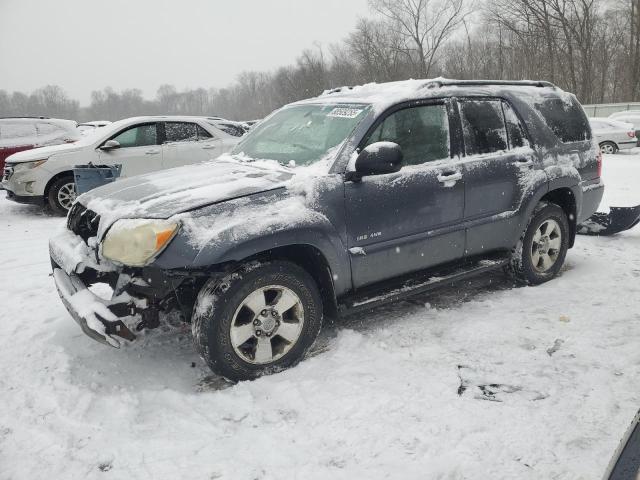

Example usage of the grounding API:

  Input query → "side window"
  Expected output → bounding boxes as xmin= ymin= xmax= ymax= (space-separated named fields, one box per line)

xmin=459 ymin=100 xmax=508 ymax=155
xmin=164 ymin=122 xmax=198 ymax=143
xmin=197 ymin=125 xmax=213 ymax=140
xmin=112 ymin=124 xmax=157 ymax=148
xmin=502 ymin=101 xmax=529 ymax=149
xmin=215 ymin=123 xmax=245 ymax=137
xmin=365 ymin=104 xmax=450 ymax=166
xmin=533 ymin=97 xmax=591 ymax=143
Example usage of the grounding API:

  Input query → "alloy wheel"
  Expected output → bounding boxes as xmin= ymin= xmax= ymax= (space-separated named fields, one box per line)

xmin=230 ymin=285 xmax=304 ymax=365
xmin=531 ymin=219 xmax=562 ymax=273
xmin=57 ymin=182 xmax=77 ymax=210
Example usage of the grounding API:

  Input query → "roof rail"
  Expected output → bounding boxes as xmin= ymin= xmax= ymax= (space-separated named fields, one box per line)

xmin=0 ymin=116 xmax=50 ymax=119
xmin=322 ymin=86 xmax=355 ymax=96
xmin=423 ymin=79 xmax=556 ymax=89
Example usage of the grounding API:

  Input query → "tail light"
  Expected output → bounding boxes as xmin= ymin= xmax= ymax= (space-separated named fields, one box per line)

xmin=628 ymin=131 xmax=636 ymax=138
xmin=597 ymin=149 xmax=603 ymax=177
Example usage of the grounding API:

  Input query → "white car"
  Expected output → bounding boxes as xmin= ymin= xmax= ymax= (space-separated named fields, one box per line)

xmin=608 ymin=111 xmax=640 ymax=139
xmin=2 ymin=116 xmax=241 ymax=213
xmin=589 ymin=117 xmax=638 ymax=154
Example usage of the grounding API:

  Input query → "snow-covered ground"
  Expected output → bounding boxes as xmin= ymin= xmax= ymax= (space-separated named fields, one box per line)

xmin=0 ymin=151 xmax=639 ymax=480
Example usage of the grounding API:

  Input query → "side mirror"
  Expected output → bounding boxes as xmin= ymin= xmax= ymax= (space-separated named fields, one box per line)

xmin=100 ymin=139 xmax=121 ymax=151
xmin=347 ymin=142 xmax=403 ymax=181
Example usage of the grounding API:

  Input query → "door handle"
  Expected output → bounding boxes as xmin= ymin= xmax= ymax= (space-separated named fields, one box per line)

xmin=145 ymin=149 xmax=160 ymax=155
xmin=437 ymin=171 xmax=463 ymax=184
xmin=201 ymin=145 xmax=217 ymax=150
xmin=513 ymin=158 xmax=534 ymax=168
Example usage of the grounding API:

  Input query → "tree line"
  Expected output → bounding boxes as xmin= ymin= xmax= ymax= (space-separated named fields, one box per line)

xmin=1 ymin=0 xmax=639 ymax=122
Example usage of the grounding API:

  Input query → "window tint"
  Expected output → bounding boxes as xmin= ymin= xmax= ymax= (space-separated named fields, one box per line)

xmin=197 ymin=125 xmax=212 ymax=140
xmin=502 ymin=102 xmax=529 ymax=149
xmin=534 ymin=96 xmax=591 ymax=143
xmin=164 ymin=122 xmax=198 ymax=143
xmin=459 ymin=100 xmax=508 ymax=155
xmin=365 ymin=104 xmax=450 ymax=166
xmin=112 ymin=124 xmax=157 ymax=148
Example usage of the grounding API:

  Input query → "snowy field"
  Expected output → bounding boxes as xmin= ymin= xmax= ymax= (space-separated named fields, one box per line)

xmin=1 ymin=151 xmax=639 ymax=480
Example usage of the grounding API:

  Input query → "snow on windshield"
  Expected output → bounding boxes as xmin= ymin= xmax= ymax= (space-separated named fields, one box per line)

xmin=232 ymin=104 xmax=369 ymax=166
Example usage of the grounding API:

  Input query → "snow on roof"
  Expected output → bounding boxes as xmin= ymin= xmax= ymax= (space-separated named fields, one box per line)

xmin=293 ymin=78 xmax=565 ymax=113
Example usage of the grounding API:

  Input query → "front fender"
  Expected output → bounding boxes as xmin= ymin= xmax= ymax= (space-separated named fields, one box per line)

xmin=155 ymin=190 xmax=351 ymax=296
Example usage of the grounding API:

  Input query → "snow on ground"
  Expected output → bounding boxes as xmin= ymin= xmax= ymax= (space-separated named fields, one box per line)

xmin=0 ymin=151 xmax=639 ymax=480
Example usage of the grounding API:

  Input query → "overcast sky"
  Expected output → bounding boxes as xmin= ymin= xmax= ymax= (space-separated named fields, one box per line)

xmin=0 ymin=0 xmax=370 ymax=105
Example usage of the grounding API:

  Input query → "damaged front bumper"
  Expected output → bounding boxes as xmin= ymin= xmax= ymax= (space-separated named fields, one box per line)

xmin=49 ymin=229 xmax=192 ymax=348
xmin=52 ymin=267 xmax=137 ymax=347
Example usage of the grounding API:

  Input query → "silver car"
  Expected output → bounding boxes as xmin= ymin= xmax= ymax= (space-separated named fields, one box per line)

xmin=589 ymin=117 xmax=638 ymax=154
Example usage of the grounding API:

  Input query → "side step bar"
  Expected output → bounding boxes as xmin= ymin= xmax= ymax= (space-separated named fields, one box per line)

xmin=338 ymin=255 xmax=510 ymax=316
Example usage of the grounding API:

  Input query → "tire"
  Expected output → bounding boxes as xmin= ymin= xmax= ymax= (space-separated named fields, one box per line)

xmin=192 ymin=260 xmax=323 ymax=381
xmin=599 ymin=141 xmax=618 ymax=155
xmin=47 ymin=175 xmax=76 ymax=215
xmin=507 ymin=202 xmax=570 ymax=286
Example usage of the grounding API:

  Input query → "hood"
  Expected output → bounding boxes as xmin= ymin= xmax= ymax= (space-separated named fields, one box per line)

xmin=6 ymin=142 xmax=85 ymax=163
xmin=79 ymin=158 xmax=295 ymax=229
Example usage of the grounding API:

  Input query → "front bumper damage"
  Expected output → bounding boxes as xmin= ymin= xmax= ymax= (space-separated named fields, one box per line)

xmin=49 ymin=229 xmax=196 ymax=348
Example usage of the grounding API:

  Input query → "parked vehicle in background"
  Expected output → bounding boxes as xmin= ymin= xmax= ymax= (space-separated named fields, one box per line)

xmin=603 ymin=409 xmax=640 ymax=479
xmin=589 ymin=117 xmax=638 ymax=154
xmin=204 ymin=118 xmax=249 ymax=137
xmin=2 ymin=116 xmax=241 ymax=213
xmin=608 ymin=111 xmax=640 ymax=143
xmin=77 ymin=120 xmax=112 ymax=136
xmin=49 ymin=79 xmax=603 ymax=381
xmin=0 ymin=117 xmax=79 ymax=178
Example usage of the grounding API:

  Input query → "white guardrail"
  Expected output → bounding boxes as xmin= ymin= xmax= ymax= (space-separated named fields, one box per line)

xmin=582 ymin=102 xmax=640 ymax=117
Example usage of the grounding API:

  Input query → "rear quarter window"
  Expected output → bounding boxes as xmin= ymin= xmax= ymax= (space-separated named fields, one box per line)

xmin=534 ymin=96 xmax=591 ymax=143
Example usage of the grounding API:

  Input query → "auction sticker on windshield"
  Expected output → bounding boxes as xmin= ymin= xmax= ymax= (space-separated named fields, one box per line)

xmin=327 ymin=107 xmax=365 ymax=119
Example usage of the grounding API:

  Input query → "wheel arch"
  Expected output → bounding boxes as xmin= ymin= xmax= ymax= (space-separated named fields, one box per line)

xmin=44 ymin=170 xmax=74 ymax=198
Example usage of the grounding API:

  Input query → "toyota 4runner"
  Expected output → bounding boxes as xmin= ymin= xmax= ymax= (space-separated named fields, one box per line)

xmin=49 ymin=79 xmax=604 ymax=381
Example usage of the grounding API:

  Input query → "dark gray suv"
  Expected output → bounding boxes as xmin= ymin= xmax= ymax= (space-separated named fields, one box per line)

xmin=49 ymin=79 xmax=604 ymax=381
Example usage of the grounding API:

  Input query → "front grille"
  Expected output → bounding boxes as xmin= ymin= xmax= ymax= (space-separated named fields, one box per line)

xmin=67 ymin=203 xmax=100 ymax=243
xmin=3 ymin=166 xmax=13 ymax=182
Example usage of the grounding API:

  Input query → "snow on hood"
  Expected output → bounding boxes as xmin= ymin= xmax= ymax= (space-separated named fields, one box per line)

xmin=80 ymin=157 xmax=295 ymax=233
xmin=5 ymin=141 xmax=85 ymax=163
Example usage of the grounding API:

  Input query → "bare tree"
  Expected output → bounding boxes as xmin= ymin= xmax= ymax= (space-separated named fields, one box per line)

xmin=369 ymin=0 xmax=469 ymax=77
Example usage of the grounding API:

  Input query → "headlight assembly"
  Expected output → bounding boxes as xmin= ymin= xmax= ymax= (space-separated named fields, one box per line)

xmin=101 ymin=219 xmax=179 ymax=266
xmin=11 ymin=159 xmax=48 ymax=172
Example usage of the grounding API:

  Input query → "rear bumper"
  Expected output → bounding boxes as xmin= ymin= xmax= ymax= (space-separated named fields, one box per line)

xmin=579 ymin=179 xmax=605 ymax=223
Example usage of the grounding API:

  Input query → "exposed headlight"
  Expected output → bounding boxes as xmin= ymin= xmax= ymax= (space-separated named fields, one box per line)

xmin=11 ymin=159 xmax=48 ymax=172
xmin=101 ymin=219 xmax=179 ymax=266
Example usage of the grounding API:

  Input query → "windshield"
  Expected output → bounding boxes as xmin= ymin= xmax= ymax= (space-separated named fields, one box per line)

xmin=232 ymin=103 xmax=370 ymax=166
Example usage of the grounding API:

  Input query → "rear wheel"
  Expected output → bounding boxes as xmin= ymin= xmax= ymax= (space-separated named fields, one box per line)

xmin=192 ymin=260 xmax=323 ymax=381
xmin=599 ymin=141 xmax=618 ymax=155
xmin=47 ymin=175 xmax=76 ymax=215
xmin=508 ymin=202 xmax=569 ymax=285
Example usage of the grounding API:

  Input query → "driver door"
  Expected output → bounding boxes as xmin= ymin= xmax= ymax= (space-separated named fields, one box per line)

xmin=344 ymin=102 xmax=466 ymax=288
xmin=98 ymin=122 xmax=162 ymax=177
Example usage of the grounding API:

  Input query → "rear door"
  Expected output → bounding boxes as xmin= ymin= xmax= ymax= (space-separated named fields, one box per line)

xmin=344 ymin=101 xmax=466 ymax=288
xmin=455 ymin=98 xmax=535 ymax=256
xmin=98 ymin=122 xmax=161 ymax=177
xmin=161 ymin=121 xmax=221 ymax=168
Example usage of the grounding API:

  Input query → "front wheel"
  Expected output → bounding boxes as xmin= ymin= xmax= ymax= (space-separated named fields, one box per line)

xmin=47 ymin=176 xmax=76 ymax=215
xmin=508 ymin=202 xmax=569 ymax=285
xmin=192 ymin=260 xmax=323 ymax=381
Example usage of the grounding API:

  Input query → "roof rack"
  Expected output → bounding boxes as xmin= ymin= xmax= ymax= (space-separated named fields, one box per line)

xmin=423 ymin=79 xmax=556 ymax=89
xmin=322 ymin=86 xmax=355 ymax=96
